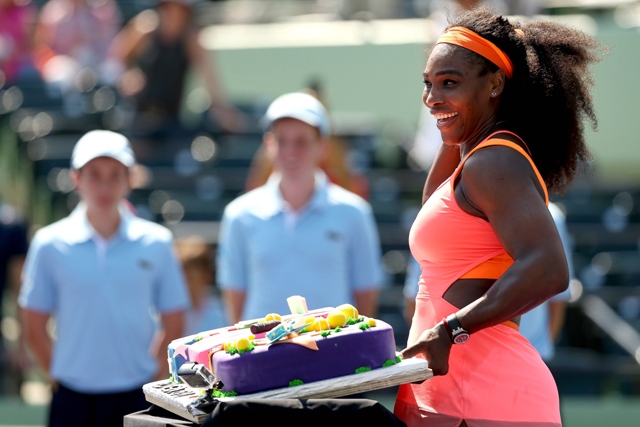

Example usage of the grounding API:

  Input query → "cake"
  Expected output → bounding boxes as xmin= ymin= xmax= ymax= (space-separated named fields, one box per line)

xmin=167 ymin=299 xmax=398 ymax=396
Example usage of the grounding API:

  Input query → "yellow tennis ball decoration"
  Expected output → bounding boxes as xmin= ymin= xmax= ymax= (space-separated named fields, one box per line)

xmin=313 ymin=318 xmax=330 ymax=332
xmin=327 ymin=310 xmax=347 ymax=329
xmin=247 ymin=334 xmax=255 ymax=341
xmin=265 ymin=313 xmax=281 ymax=321
xmin=337 ymin=304 xmax=359 ymax=321
xmin=368 ymin=318 xmax=377 ymax=327
xmin=235 ymin=337 xmax=251 ymax=352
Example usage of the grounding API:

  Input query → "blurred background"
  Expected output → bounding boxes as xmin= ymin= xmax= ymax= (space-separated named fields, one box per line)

xmin=2 ymin=0 xmax=640 ymax=425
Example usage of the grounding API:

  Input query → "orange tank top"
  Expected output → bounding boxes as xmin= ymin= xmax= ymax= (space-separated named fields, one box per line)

xmin=409 ymin=131 xmax=548 ymax=288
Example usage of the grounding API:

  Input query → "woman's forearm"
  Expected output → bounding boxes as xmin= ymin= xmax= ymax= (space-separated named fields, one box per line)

xmin=422 ymin=144 xmax=460 ymax=204
xmin=456 ymin=254 xmax=569 ymax=334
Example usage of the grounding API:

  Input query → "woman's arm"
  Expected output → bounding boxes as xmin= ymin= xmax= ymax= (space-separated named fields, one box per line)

xmin=186 ymin=29 xmax=246 ymax=132
xmin=186 ymin=29 xmax=229 ymax=109
xmin=422 ymin=143 xmax=460 ymax=204
xmin=108 ymin=11 xmax=155 ymax=67
xmin=453 ymin=147 xmax=569 ymax=331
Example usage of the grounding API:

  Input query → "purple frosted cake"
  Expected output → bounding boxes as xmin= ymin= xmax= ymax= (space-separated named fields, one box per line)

xmin=212 ymin=317 xmax=397 ymax=395
xmin=167 ymin=303 xmax=399 ymax=396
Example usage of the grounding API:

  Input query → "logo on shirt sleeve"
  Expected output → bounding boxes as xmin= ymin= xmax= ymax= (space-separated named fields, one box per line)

xmin=138 ymin=259 xmax=153 ymax=270
xmin=326 ymin=231 xmax=343 ymax=241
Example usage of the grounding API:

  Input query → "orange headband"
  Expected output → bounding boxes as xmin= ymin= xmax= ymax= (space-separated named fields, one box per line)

xmin=435 ymin=26 xmax=514 ymax=79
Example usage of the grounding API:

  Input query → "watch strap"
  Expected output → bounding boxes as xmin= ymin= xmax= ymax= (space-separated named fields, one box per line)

xmin=443 ymin=313 xmax=470 ymax=344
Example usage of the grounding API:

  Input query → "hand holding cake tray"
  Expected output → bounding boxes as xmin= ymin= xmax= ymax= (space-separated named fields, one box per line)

xmin=143 ymin=296 xmax=431 ymax=423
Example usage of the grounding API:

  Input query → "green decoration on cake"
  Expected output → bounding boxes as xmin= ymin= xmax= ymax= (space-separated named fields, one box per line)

xmin=238 ymin=342 xmax=255 ymax=355
xmin=227 ymin=346 xmax=238 ymax=355
xmin=289 ymin=379 xmax=304 ymax=387
xmin=355 ymin=366 xmax=372 ymax=374
xmin=383 ymin=359 xmax=397 ymax=367
xmin=347 ymin=316 xmax=367 ymax=325
xmin=358 ymin=323 xmax=370 ymax=331
xmin=334 ymin=327 xmax=342 ymax=333
xmin=346 ymin=317 xmax=358 ymax=325
xmin=395 ymin=355 xmax=402 ymax=364
xmin=194 ymin=335 xmax=204 ymax=342
xmin=321 ymin=331 xmax=331 ymax=337
xmin=211 ymin=389 xmax=238 ymax=398
xmin=300 ymin=327 xmax=308 ymax=333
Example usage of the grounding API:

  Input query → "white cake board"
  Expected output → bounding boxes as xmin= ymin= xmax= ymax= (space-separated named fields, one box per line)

xmin=143 ymin=357 xmax=431 ymax=424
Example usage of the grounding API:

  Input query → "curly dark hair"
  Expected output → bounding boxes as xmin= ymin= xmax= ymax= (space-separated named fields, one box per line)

xmin=446 ymin=7 xmax=606 ymax=194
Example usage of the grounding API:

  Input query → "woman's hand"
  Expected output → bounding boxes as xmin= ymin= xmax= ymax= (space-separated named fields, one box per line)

xmin=401 ymin=322 xmax=453 ymax=376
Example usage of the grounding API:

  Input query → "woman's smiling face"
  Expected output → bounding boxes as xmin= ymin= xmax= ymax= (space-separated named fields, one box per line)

xmin=423 ymin=43 xmax=500 ymax=148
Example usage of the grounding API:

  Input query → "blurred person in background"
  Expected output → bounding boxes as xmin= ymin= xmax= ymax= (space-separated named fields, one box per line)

xmin=508 ymin=0 xmax=545 ymax=17
xmin=109 ymin=0 xmax=245 ymax=153
xmin=245 ymin=81 xmax=369 ymax=200
xmin=32 ymin=0 xmax=122 ymax=94
xmin=417 ymin=0 xmax=508 ymax=28
xmin=0 ymin=0 xmax=38 ymax=85
xmin=395 ymin=6 xmax=604 ymax=426
xmin=217 ymin=92 xmax=382 ymax=324
xmin=175 ymin=236 xmax=226 ymax=335
xmin=19 ymin=130 xmax=190 ymax=427
xmin=0 ymin=201 xmax=29 ymax=394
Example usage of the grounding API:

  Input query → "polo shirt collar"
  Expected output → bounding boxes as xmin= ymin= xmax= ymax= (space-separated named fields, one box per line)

xmin=261 ymin=170 xmax=330 ymax=218
xmin=64 ymin=202 xmax=132 ymax=244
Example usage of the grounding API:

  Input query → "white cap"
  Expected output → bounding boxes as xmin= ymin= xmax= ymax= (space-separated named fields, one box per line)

xmin=71 ymin=130 xmax=136 ymax=170
xmin=261 ymin=92 xmax=330 ymax=137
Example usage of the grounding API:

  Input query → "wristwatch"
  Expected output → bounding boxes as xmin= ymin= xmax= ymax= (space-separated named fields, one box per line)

xmin=443 ymin=313 xmax=470 ymax=344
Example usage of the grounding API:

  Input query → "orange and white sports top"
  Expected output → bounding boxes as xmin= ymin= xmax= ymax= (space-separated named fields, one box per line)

xmin=409 ymin=132 xmax=549 ymax=286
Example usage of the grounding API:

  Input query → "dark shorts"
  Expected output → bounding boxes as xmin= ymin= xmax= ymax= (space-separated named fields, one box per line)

xmin=49 ymin=383 xmax=149 ymax=427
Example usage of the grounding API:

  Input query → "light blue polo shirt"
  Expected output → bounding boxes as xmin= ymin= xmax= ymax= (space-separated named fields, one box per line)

xmin=19 ymin=203 xmax=190 ymax=393
xmin=217 ymin=171 xmax=383 ymax=321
